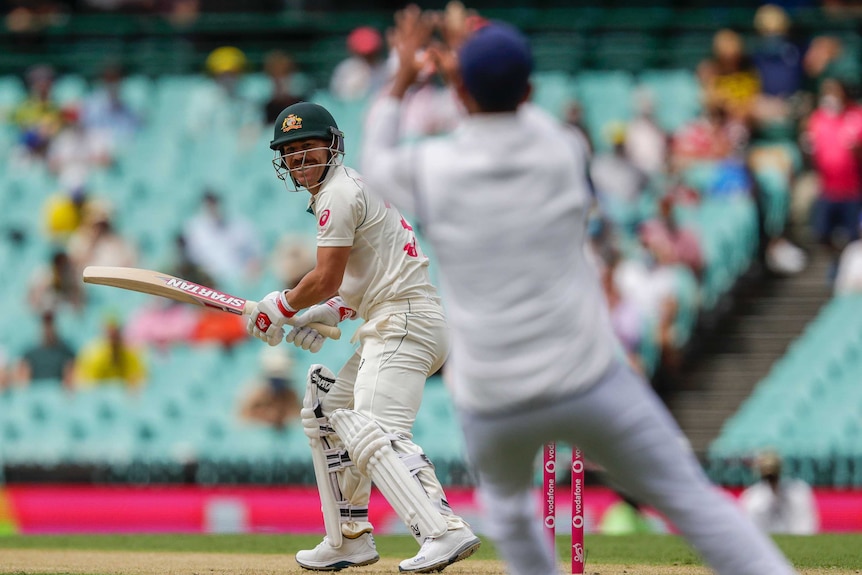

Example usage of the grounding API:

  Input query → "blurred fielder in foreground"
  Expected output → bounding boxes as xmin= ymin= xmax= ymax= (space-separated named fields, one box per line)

xmin=361 ymin=7 xmax=799 ymax=575
xmin=245 ymin=100 xmax=480 ymax=571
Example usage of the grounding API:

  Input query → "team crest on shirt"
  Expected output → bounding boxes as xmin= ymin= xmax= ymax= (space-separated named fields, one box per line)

xmin=281 ymin=114 xmax=302 ymax=133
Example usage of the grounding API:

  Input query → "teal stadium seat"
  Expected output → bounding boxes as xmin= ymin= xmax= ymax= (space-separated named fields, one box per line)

xmin=710 ymin=294 xmax=862 ymax=485
xmin=531 ymin=71 xmax=575 ymax=120
xmin=637 ymin=69 xmax=702 ymax=133
xmin=574 ymin=71 xmax=634 ymax=152
xmin=119 ymin=74 xmax=156 ymax=116
xmin=238 ymin=73 xmax=274 ymax=106
xmin=0 ymin=75 xmax=26 ymax=113
xmin=52 ymin=74 xmax=89 ymax=106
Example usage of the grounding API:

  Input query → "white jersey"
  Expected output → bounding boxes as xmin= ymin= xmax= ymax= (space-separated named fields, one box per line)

xmin=310 ymin=165 xmax=440 ymax=320
xmin=362 ymin=98 xmax=616 ymax=414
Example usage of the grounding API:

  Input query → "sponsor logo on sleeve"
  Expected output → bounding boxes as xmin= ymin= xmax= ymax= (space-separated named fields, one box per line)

xmin=319 ymin=209 xmax=330 ymax=227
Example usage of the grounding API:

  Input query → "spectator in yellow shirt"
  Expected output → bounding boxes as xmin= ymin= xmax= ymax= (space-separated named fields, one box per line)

xmin=43 ymin=185 xmax=90 ymax=241
xmin=74 ymin=317 xmax=146 ymax=389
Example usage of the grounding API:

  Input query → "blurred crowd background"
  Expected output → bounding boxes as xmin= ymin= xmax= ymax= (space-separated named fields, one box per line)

xmin=1 ymin=0 xmax=862 ymax=523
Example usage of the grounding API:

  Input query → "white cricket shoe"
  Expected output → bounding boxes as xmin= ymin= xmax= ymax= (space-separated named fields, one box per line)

xmin=295 ymin=533 xmax=379 ymax=571
xmin=398 ymin=528 xmax=482 ymax=573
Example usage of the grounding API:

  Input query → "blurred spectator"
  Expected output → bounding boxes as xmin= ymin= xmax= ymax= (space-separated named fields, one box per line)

xmin=751 ymin=4 xmax=803 ymax=99
xmin=9 ymin=64 xmax=62 ymax=166
xmin=183 ymin=190 xmax=262 ymax=286
xmin=834 ymin=217 xmax=862 ymax=294
xmin=47 ymin=106 xmax=113 ymax=183
xmin=601 ymin=252 xmax=647 ymax=374
xmin=822 ymin=0 xmax=862 ymax=17
xmin=67 ymin=202 xmax=138 ymax=272
xmin=42 ymin=181 xmax=92 ymax=242
xmin=801 ymin=77 xmax=862 ymax=279
xmin=270 ymin=233 xmax=316 ymax=290
xmin=590 ymin=123 xmax=647 ymax=206
xmin=166 ymin=232 xmax=217 ymax=287
xmin=0 ymin=346 xmax=11 ymax=391
xmin=639 ymin=194 xmax=704 ymax=278
xmin=626 ymin=88 xmax=669 ymax=176
xmin=13 ymin=311 xmax=75 ymax=388
xmin=190 ymin=308 xmax=248 ymax=348
xmin=263 ymin=50 xmax=308 ymax=124
xmin=803 ymin=35 xmax=859 ymax=93
xmin=185 ymin=46 xmax=261 ymax=142
xmin=613 ymin=244 xmax=679 ymax=365
xmin=740 ymin=451 xmax=818 ymax=535
xmin=585 ymin=210 xmax=622 ymax=272
xmin=125 ymin=300 xmax=199 ymax=349
xmin=564 ymin=100 xmax=593 ymax=156
xmin=5 ymin=2 xmax=68 ymax=33
xmin=238 ymin=346 xmax=300 ymax=429
xmin=81 ymin=62 xmax=140 ymax=156
xmin=28 ymin=249 xmax=86 ymax=313
xmin=671 ymin=102 xmax=736 ymax=172
xmin=74 ymin=316 xmax=147 ymax=389
xmin=698 ymin=29 xmax=762 ymax=125
xmin=330 ymin=26 xmax=388 ymax=101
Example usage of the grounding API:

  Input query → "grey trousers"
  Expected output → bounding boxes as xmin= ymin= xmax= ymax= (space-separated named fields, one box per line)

xmin=457 ymin=361 xmax=796 ymax=575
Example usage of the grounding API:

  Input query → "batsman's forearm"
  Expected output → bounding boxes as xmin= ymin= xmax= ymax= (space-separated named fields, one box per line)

xmin=283 ymin=269 xmax=340 ymax=311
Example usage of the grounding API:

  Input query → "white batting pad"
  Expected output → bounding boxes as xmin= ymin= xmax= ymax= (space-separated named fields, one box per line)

xmin=329 ymin=408 xmax=448 ymax=542
xmin=303 ymin=365 xmax=344 ymax=548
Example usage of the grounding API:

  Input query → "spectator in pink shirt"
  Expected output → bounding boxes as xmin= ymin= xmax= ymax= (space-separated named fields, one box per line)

xmin=639 ymin=194 xmax=705 ymax=279
xmin=804 ymin=78 xmax=862 ymax=277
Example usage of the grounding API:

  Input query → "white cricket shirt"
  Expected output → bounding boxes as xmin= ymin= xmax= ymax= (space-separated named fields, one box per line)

xmin=310 ymin=165 xmax=440 ymax=320
xmin=362 ymin=98 xmax=616 ymax=414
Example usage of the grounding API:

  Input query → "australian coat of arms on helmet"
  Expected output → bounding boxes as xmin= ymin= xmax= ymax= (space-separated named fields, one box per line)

xmin=282 ymin=114 xmax=302 ymax=133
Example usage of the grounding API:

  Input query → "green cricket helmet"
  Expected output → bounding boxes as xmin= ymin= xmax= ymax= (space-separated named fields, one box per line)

xmin=270 ymin=101 xmax=345 ymax=192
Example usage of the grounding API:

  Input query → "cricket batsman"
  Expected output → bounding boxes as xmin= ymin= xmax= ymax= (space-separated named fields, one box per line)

xmin=245 ymin=101 xmax=480 ymax=572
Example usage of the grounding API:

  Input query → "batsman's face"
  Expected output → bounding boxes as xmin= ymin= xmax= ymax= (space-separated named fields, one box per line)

xmin=278 ymin=139 xmax=331 ymax=190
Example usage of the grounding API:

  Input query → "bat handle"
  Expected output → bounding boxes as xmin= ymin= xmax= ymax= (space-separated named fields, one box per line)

xmin=306 ymin=322 xmax=342 ymax=341
xmin=242 ymin=301 xmax=342 ymax=341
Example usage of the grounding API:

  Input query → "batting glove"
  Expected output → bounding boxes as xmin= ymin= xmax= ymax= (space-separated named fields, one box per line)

xmin=247 ymin=290 xmax=298 ymax=346
xmin=286 ymin=297 xmax=356 ymax=353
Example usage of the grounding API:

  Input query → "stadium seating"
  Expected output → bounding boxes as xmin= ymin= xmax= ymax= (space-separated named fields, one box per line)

xmin=0 ymin=55 xmax=793 ymax=484
xmin=709 ymin=294 xmax=862 ymax=486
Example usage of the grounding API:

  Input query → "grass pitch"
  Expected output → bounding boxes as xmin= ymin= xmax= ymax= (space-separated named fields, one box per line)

xmin=0 ymin=533 xmax=859 ymax=574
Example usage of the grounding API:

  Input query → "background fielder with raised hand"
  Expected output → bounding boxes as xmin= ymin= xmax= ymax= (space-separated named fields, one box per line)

xmin=361 ymin=7 xmax=799 ymax=575
xmin=245 ymin=101 xmax=480 ymax=572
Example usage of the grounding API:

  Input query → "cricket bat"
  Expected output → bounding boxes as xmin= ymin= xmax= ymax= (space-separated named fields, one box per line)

xmin=82 ymin=266 xmax=341 ymax=341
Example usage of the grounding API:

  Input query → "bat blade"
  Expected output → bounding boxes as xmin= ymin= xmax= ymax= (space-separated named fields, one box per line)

xmin=82 ymin=266 xmax=341 ymax=340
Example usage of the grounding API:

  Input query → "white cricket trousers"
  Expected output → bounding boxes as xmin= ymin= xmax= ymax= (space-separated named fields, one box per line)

xmin=321 ymin=306 xmax=468 ymax=534
xmin=458 ymin=360 xmax=797 ymax=575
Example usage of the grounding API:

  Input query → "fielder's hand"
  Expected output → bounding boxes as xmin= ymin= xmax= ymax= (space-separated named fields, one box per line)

xmin=286 ymin=297 xmax=356 ymax=353
xmin=247 ymin=290 xmax=298 ymax=346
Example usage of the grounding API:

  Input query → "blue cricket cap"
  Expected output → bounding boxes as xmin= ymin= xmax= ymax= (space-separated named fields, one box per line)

xmin=458 ymin=22 xmax=533 ymax=112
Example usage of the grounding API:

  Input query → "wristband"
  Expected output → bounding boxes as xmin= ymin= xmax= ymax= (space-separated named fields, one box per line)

xmin=276 ymin=291 xmax=298 ymax=318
